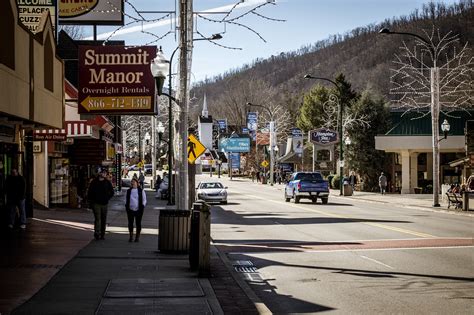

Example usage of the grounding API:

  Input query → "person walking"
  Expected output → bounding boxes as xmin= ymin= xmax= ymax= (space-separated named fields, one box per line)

xmin=379 ymin=172 xmax=388 ymax=195
xmin=154 ymin=174 xmax=162 ymax=192
xmin=138 ymin=170 xmax=145 ymax=189
xmin=6 ymin=168 xmax=26 ymax=229
xmin=87 ymin=168 xmax=114 ymax=240
xmin=349 ymin=171 xmax=358 ymax=195
xmin=125 ymin=178 xmax=147 ymax=242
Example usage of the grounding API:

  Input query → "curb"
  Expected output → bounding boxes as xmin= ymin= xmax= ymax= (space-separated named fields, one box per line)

xmin=211 ymin=243 xmax=272 ymax=315
xmin=331 ymin=194 xmax=474 ymax=217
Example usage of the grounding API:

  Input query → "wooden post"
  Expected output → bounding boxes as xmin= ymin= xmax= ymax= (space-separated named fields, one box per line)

xmin=198 ymin=202 xmax=211 ymax=276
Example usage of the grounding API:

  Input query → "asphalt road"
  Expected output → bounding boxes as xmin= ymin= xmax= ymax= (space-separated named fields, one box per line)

xmin=204 ymin=175 xmax=474 ymax=314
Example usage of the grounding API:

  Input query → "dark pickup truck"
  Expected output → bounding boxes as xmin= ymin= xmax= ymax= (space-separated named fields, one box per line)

xmin=284 ymin=172 xmax=330 ymax=204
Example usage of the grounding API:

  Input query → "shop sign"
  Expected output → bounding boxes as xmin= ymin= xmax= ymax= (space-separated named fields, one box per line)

xmin=292 ymin=128 xmax=303 ymax=154
xmin=17 ymin=0 xmax=57 ymax=34
xmin=59 ymin=0 xmax=124 ymax=26
xmin=33 ymin=141 xmax=42 ymax=153
xmin=310 ymin=128 xmax=339 ymax=146
xmin=230 ymin=153 xmax=240 ymax=169
xmin=106 ymin=142 xmax=115 ymax=160
xmin=78 ymin=45 xmax=156 ymax=115
xmin=33 ymin=129 xmax=67 ymax=141
xmin=219 ymin=137 xmax=250 ymax=153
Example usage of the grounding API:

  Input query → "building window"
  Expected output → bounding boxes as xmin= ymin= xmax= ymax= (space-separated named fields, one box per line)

xmin=0 ymin=0 xmax=15 ymax=69
xmin=44 ymin=33 xmax=54 ymax=92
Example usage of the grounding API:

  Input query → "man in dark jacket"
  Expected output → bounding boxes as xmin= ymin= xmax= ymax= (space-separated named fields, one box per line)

xmin=88 ymin=168 xmax=114 ymax=240
xmin=6 ymin=168 xmax=27 ymax=229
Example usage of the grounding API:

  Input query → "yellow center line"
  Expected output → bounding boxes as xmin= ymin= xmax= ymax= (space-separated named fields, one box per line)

xmin=246 ymin=193 xmax=436 ymax=238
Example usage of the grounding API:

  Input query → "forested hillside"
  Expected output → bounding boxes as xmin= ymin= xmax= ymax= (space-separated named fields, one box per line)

xmin=190 ymin=1 xmax=473 ymax=124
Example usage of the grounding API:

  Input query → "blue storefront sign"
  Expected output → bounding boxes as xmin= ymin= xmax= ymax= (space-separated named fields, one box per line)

xmin=216 ymin=119 xmax=227 ymax=133
xmin=230 ymin=153 xmax=240 ymax=169
xmin=242 ymin=127 xmax=249 ymax=134
xmin=219 ymin=137 xmax=251 ymax=152
xmin=291 ymin=128 xmax=303 ymax=137
xmin=247 ymin=112 xmax=258 ymax=131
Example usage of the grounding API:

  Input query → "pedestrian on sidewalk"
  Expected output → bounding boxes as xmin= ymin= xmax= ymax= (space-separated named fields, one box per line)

xmin=87 ymin=168 xmax=114 ymax=240
xmin=138 ymin=170 xmax=145 ymax=188
xmin=125 ymin=178 xmax=147 ymax=242
xmin=379 ymin=172 xmax=387 ymax=195
xmin=349 ymin=171 xmax=358 ymax=195
xmin=6 ymin=168 xmax=27 ymax=229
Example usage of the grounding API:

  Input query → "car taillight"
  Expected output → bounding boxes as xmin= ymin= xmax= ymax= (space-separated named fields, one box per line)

xmin=297 ymin=182 xmax=302 ymax=190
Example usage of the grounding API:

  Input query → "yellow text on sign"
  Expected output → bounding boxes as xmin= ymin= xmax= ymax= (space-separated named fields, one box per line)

xmin=261 ymin=160 xmax=269 ymax=168
xmin=188 ymin=134 xmax=207 ymax=164
xmin=80 ymin=96 xmax=152 ymax=112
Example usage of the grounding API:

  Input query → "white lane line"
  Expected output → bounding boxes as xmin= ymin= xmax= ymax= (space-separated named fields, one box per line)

xmin=360 ymin=255 xmax=395 ymax=269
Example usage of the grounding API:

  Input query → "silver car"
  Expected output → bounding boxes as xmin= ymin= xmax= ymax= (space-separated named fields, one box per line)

xmin=196 ymin=181 xmax=228 ymax=204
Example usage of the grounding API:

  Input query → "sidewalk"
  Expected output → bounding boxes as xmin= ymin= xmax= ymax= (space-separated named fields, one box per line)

xmin=0 ymin=189 xmax=260 ymax=314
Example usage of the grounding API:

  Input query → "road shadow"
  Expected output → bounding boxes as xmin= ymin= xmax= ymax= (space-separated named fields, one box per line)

xmin=211 ymin=206 xmax=411 ymax=226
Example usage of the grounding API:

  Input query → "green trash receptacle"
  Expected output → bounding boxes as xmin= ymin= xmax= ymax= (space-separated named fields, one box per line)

xmin=158 ymin=210 xmax=191 ymax=253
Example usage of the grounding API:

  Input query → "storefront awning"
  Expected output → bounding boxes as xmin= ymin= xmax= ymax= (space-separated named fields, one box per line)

xmin=449 ymin=157 xmax=469 ymax=167
xmin=278 ymin=151 xmax=301 ymax=164
xmin=67 ymin=121 xmax=100 ymax=139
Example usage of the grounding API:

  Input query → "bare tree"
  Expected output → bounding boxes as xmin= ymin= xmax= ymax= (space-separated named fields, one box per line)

xmin=58 ymin=25 xmax=84 ymax=39
xmin=390 ymin=29 xmax=473 ymax=114
xmin=388 ymin=27 xmax=473 ymax=206
xmin=320 ymin=94 xmax=370 ymax=133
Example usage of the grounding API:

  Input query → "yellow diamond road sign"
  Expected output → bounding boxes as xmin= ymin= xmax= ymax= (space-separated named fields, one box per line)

xmin=261 ymin=160 xmax=269 ymax=168
xmin=188 ymin=134 xmax=207 ymax=164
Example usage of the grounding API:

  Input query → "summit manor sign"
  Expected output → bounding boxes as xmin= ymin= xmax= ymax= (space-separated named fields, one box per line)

xmin=78 ymin=45 xmax=156 ymax=115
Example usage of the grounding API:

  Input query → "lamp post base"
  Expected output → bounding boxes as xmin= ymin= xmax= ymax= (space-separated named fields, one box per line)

xmin=433 ymin=203 xmax=440 ymax=207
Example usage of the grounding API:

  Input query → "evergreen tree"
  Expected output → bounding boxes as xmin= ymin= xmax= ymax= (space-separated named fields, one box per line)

xmin=345 ymin=90 xmax=390 ymax=191
xmin=296 ymin=85 xmax=330 ymax=132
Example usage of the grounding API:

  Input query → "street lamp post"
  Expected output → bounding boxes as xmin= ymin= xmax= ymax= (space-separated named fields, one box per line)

xmin=379 ymin=28 xmax=442 ymax=206
xmin=150 ymin=35 xmax=222 ymax=207
xmin=246 ymin=102 xmax=276 ymax=186
xmin=304 ymin=74 xmax=344 ymax=196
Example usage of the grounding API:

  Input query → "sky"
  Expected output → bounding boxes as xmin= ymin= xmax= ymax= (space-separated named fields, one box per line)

xmin=83 ymin=0 xmax=460 ymax=83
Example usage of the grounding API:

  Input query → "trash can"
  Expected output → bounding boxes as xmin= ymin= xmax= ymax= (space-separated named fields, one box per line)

xmin=189 ymin=201 xmax=211 ymax=273
xmin=343 ymin=180 xmax=353 ymax=196
xmin=158 ymin=210 xmax=191 ymax=253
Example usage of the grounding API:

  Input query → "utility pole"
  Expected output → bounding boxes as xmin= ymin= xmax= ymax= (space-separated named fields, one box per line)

xmin=177 ymin=0 xmax=193 ymax=210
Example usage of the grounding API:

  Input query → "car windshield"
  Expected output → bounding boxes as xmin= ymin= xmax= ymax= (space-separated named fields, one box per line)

xmin=294 ymin=173 xmax=323 ymax=181
xmin=200 ymin=182 xmax=224 ymax=189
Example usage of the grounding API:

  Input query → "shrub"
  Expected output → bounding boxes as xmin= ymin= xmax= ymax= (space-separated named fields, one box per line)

xmin=332 ymin=175 xmax=341 ymax=190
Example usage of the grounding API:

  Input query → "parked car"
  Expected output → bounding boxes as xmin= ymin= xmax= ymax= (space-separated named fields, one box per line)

xmin=128 ymin=164 xmax=139 ymax=171
xmin=144 ymin=164 xmax=152 ymax=175
xmin=196 ymin=181 xmax=228 ymax=204
xmin=284 ymin=172 xmax=329 ymax=204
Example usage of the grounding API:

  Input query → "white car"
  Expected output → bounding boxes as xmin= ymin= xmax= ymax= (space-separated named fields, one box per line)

xmin=196 ymin=181 xmax=228 ymax=204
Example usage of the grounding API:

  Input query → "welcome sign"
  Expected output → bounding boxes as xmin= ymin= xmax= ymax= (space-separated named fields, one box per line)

xmin=59 ymin=0 xmax=124 ymax=25
xmin=78 ymin=45 xmax=157 ymax=115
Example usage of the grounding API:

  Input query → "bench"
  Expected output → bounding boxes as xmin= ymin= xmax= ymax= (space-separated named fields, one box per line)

xmin=446 ymin=192 xmax=462 ymax=209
